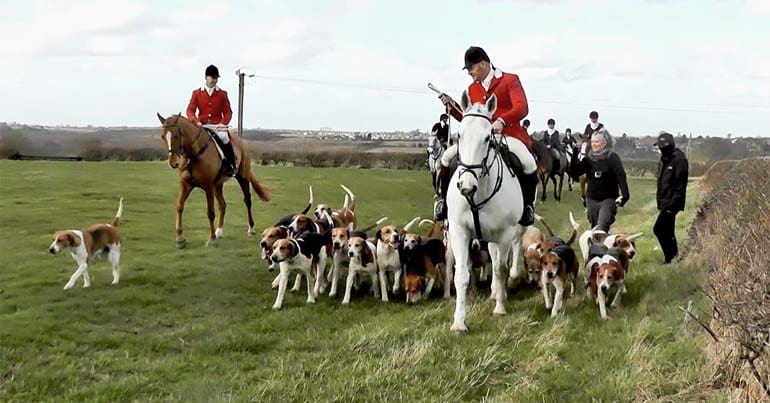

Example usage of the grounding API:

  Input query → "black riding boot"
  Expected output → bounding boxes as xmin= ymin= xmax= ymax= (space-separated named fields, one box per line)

xmin=518 ymin=172 xmax=538 ymax=226
xmin=434 ymin=165 xmax=450 ymax=221
xmin=222 ymin=142 xmax=237 ymax=177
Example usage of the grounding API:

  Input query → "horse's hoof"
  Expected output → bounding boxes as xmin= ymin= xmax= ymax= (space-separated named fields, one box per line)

xmin=215 ymin=228 xmax=224 ymax=239
xmin=206 ymin=239 xmax=218 ymax=247
xmin=450 ymin=321 xmax=468 ymax=332
xmin=493 ymin=305 xmax=507 ymax=316
xmin=247 ymin=226 xmax=257 ymax=236
xmin=176 ymin=239 xmax=187 ymax=249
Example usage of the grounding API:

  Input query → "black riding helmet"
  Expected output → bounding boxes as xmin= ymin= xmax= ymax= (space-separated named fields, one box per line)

xmin=205 ymin=65 xmax=220 ymax=78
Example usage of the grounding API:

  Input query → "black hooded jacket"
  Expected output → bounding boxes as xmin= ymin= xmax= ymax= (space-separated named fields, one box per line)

xmin=656 ymin=147 xmax=688 ymax=212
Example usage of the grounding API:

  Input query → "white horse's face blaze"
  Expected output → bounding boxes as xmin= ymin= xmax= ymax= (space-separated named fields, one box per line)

xmin=457 ymin=92 xmax=497 ymax=196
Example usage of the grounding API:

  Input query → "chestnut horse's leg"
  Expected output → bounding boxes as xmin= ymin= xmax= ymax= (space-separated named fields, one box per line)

xmin=214 ymin=181 xmax=227 ymax=240
xmin=205 ymin=187 xmax=217 ymax=247
xmin=235 ymin=175 xmax=256 ymax=235
xmin=175 ymin=181 xmax=194 ymax=249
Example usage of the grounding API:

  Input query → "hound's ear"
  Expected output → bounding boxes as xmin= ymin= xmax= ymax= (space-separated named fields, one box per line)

xmin=66 ymin=232 xmax=81 ymax=247
xmin=486 ymin=94 xmax=497 ymax=115
xmin=615 ymin=266 xmax=625 ymax=281
xmin=375 ymin=229 xmax=382 ymax=242
xmin=157 ymin=113 xmax=166 ymax=124
xmin=460 ymin=90 xmax=471 ymax=112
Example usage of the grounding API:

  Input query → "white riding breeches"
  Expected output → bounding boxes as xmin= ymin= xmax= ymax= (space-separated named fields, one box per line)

xmin=215 ymin=130 xmax=230 ymax=144
xmin=440 ymin=135 xmax=537 ymax=175
xmin=203 ymin=125 xmax=231 ymax=144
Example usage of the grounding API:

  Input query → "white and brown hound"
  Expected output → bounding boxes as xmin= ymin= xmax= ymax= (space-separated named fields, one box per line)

xmin=48 ymin=198 xmax=124 ymax=290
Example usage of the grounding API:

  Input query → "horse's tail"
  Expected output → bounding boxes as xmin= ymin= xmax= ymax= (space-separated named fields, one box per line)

xmin=248 ymin=171 xmax=271 ymax=202
xmin=534 ymin=213 xmax=555 ymax=239
xmin=111 ymin=197 xmax=124 ymax=227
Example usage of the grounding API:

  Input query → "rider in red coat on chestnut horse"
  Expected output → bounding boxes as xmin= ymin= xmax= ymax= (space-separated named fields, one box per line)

xmin=186 ymin=65 xmax=237 ymax=176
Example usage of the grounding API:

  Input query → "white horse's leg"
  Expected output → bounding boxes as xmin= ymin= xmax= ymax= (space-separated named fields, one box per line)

xmin=449 ymin=226 xmax=471 ymax=332
xmin=507 ymin=226 xmax=524 ymax=287
xmin=489 ymin=242 xmax=508 ymax=316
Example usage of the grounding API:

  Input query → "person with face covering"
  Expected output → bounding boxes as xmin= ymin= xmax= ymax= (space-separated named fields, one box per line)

xmin=653 ymin=132 xmax=688 ymax=264
xmin=568 ymin=128 xmax=630 ymax=232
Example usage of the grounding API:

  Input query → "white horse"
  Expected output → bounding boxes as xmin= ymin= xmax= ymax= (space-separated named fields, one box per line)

xmin=447 ymin=91 xmax=525 ymax=332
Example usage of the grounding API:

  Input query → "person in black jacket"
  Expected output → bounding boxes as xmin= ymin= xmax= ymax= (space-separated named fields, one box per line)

xmin=569 ymin=128 xmax=630 ymax=232
xmin=583 ymin=111 xmax=604 ymax=141
xmin=431 ymin=114 xmax=450 ymax=148
xmin=653 ymin=132 xmax=688 ymax=264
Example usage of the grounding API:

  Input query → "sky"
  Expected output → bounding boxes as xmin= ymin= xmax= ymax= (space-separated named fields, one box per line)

xmin=1 ymin=0 xmax=769 ymax=136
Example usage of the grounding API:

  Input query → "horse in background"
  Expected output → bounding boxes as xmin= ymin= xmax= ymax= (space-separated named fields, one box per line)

xmin=576 ymin=130 xmax=592 ymax=205
xmin=562 ymin=134 xmax=578 ymax=192
xmin=533 ymin=138 xmax=568 ymax=203
xmin=157 ymin=113 xmax=270 ymax=248
xmin=426 ymin=133 xmax=445 ymax=197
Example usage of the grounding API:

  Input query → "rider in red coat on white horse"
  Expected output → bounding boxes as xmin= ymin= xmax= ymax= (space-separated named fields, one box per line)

xmin=186 ymin=65 xmax=237 ymax=176
xmin=435 ymin=46 xmax=538 ymax=226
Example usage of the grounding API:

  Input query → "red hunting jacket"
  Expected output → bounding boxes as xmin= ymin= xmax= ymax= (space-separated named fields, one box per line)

xmin=448 ymin=68 xmax=531 ymax=149
xmin=186 ymin=87 xmax=233 ymax=125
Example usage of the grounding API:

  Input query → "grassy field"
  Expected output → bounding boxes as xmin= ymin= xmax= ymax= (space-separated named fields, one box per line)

xmin=0 ymin=161 xmax=716 ymax=402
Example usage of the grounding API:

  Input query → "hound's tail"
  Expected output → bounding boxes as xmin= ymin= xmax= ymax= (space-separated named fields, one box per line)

xmin=249 ymin=171 xmax=271 ymax=202
xmin=360 ymin=217 xmax=388 ymax=233
xmin=534 ymin=213 xmax=555 ymax=239
xmin=301 ymin=185 xmax=313 ymax=214
xmin=565 ymin=211 xmax=580 ymax=246
xmin=111 ymin=198 xmax=124 ymax=227
xmin=340 ymin=184 xmax=356 ymax=211
xmin=578 ymin=225 xmax=601 ymax=262
xmin=419 ymin=219 xmax=439 ymax=237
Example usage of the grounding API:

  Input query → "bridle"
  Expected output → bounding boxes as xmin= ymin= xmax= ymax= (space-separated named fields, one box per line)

xmin=162 ymin=118 xmax=210 ymax=162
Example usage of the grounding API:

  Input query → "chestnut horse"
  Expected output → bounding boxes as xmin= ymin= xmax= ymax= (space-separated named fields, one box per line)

xmin=157 ymin=113 xmax=270 ymax=248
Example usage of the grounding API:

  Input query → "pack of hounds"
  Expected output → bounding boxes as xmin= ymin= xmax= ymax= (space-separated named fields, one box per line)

xmin=48 ymin=189 xmax=643 ymax=320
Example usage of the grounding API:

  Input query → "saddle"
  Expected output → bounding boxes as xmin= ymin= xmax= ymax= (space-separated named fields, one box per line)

xmin=202 ymin=127 xmax=228 ymax=156
xmin=201 ymin=126 xmax=239 ymax=177
xmin=490 ymin=141 xmax=524 ymax=178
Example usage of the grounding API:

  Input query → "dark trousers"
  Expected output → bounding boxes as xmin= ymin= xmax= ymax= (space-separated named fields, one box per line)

xmin=586 ymin=198 xmax=617 ymax=232
xmin=654 ymin=210 xmax=679 ymax=262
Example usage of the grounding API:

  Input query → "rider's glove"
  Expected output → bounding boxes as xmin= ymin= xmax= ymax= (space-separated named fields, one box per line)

xmin=439 ymin=94 xmax=454 ymax=106
xmin=491 ymin=118 xmax=505 ymax=134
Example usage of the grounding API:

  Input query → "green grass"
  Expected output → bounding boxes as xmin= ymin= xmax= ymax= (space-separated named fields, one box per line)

xmin=0 ymin=161 xmax=714 ymax=402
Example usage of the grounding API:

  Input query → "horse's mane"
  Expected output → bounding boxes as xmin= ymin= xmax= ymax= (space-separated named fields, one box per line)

xmin=163 ymin=114 xmax=189 ymax=127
